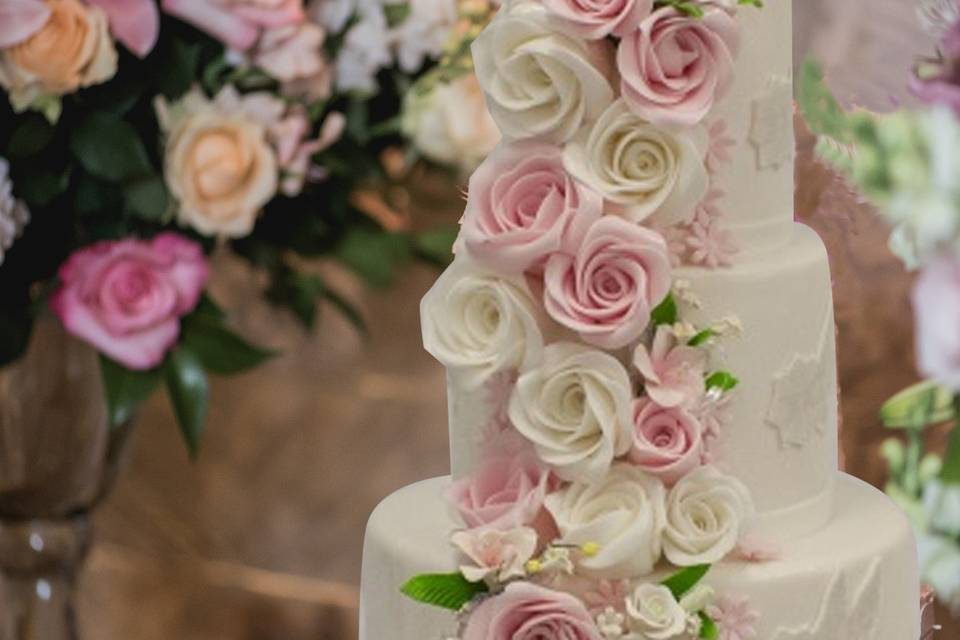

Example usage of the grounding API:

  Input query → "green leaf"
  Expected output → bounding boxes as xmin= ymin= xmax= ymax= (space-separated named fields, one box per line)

xmin=180 ymin=313 xmax=275 ymax=376
xmin=653 ymin=0 xmax=705 ymax=17
xmin=6 ymin=113 xmax=55 ymax=159
xmin=706 ymin=371 xmax=739 ymax=392
xmin=71 ymin=112 xmax=153 ymax=182
xmin=400 ymin=573 xmax=489 ymax=611
xmin=164 ymin=347 xmax=210 ymax=457
xmin=14 ymin=166 xmax=70 ymax=207
xmin=651 ymin=293 xmax=678 ymax=326
xmin=322 ymin=285 xmax=368 ymax=336
xmin=100 ymin=356 xmax=162 ymax=428
xmin=699 ymin=612 xmax=719 ymax=639
xmin=939 ymin=395 xmax=960 ymax=484
xmin=688 ymin=329 xmax=717 ymax=347
xmin=880 ymin=380 xmax=955 ymax=430
xmin=158 ymin=38 xmax=202 ymax=99
xmin=336 ymin=228 xmax=413 ymax=288
xmin=797 ymin=59 xmax=852 ymax=143
xmin=414 ymin=226 xmax=458 ymax=267
xmin=76 ymin=175 xmax=123 ymax=215
xmin=661 ymin=564 xmax=711 ymax=599
xmin=124 ymin=175 xmax=170 ymax=221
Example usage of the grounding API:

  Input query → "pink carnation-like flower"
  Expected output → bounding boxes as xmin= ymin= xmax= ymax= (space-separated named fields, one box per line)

xmin=914 ymin=255 xmax=960 ymax=390
xmin=50 ymin=234 xmax=208 ymax=370
xmin=543 ymin=216 xmax=672 ymax=350
xmin=462 ymin=141 xmax=603 ymax=275
xmin=447 ymin=441 xmax=560 ymax=541
xmin=911 ymin=17 xmax=960 ymax=115
xmin=162 ymin=0 xmax=305 ymax=52
xmin=633 ymin=325 xmax=707 ymax=408
xmin=707 ymin=594 xmax=759 ymax=640
xmin=618 ymin=7 xmax=740 ymax=126
xmin=541 ymin=0 xmax=652 ymax=40
xmin=628 ymin=397 xmax=705 ymax=486
xmin=462 ymin=582 xmax=602 ymax=640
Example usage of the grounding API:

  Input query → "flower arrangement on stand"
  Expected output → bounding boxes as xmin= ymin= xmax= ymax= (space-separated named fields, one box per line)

xmin=0 ymin=0 xmax=484 ymax=453
xmin=800 ymin=0 xmax=960 ymax=617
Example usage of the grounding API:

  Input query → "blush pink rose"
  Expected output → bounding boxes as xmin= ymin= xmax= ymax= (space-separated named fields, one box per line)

xmin=447 ymin=438 xmax=560 ymax=541
xmin=628 ymin=398 xmax=704 ymax=486
xmin=462 ymin=582 xmax=602 ymax=640
xmin=542 ymin=0 xmax=653 ymax=40
xmin=462 ymin=141 xmax=603 ymax=275
xmin=618 ymin=7 xmax=740 ymax=126
xmin=162 ymin=0 xmax=305 ymax=52
xmin=543 ymin=216 xmax=672 ymax=350
xmin=50 ymin=233 xmax=208 ymax=370
xmin=633 ymin=324 xmax=707 ymax=407
xmin=914 ymin=256 xmax=960 ymax=390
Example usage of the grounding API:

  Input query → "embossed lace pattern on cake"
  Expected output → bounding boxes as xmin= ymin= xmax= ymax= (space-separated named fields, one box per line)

xmin=765 ymin=308 xmax=833 ymax=448
xmin=749 ymin=74 xmax=795 ymax=170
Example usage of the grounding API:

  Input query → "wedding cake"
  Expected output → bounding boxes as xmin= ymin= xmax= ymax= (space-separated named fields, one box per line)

xmin=360 ymin=1 xmax=921 ymax=638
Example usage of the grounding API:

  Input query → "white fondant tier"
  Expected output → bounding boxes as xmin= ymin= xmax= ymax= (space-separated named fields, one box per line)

xmin=448 ymin=224 xmax=839 ymax=542
xmin=360 ymin=474 xmax=920 ymax=640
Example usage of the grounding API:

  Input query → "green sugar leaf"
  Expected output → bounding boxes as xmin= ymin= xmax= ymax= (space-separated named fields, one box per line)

xmin=706 ymin=371 xmax=739 ymax=391
xmin=699 ymin=612 xmax=719 ymax=639
xmin=400 ymin=573 xmax=489 ymax=611
xmin=662 ymin=564 xmax=712 ymax=599
xmin=651 ymin=293 xmax=678 ymax=327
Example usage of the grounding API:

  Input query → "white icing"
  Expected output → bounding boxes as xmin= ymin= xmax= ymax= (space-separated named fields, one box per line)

xmin=749 ymin=74 xmax=796 ymax=171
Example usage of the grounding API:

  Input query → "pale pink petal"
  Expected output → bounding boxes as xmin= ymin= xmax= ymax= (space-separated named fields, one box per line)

xmin=0 ymin=0 xmax=50 ymax=48
xmin=162 ymin=0 xmax=260 ymax=51
xmin=232 ymin=0 xmax=304 ymax=28
xmin=87 ymin=0 xmax=160 ymax=57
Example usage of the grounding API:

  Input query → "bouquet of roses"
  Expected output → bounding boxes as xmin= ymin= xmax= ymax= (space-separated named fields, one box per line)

xmin=0 ymin=0 xmax=478 ymax=453
xmin=801 ymin=0 xmax=960 ymax=614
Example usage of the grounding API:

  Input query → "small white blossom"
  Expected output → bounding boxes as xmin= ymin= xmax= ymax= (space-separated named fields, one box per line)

xmin=0 ymin=158 xmax=29 ymax=267
xmin=711 ymin=315 xmax=744 ymax=338
xmin=539 ymin=547 xmax=576 ymax=576
xmin=597 ymin=607 xmax=627 ymax=639
xmin=672 ymin=279 xmax=702 ymax=309
xmin=672 ymin=321 xmax=699 ymax=342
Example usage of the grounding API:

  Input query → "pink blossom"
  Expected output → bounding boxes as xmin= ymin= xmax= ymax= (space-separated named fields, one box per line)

xmin=707 ymin=595 xmax=759 ymax=640
xmin=252 ymin=22 xmax=328 ymax=85
xmin=911 ymin=18 xmax=960 ymax=116
xmin=618 ymin=7 xmax=740 ymax=126
xmin=0 ymin=0 xmax=51 ymax=48
xmin=628 ymin=397 xmax=705 ymax=486
xmin=633 ymin=325 xmax=707 ymax=408
xmin=50 ymin=234 xmax=208 ymax=370
xmin=543 ymin=216 xmax=672 ymax=350
xmin=705 ymin=120 xmax=735 ymax=173
xmin=447 ymin=442 xmax=560 ymax=541
xmin=162 ymin=0 xmax=305 ymax=52
xmin=462 ymin=582 xmax=602 ymax=640
xmin=541 ymin=0 xmax=652 ymax=40
xmin=88 ymin=0 xmax=160 ymax=57
xmin=581 ymin=579 xmax=632 ymax=615
xmin=274 ymin=109 xmax=345 ymax=196
xmin=914 ymin=256 xmax=960 ymax=390
xmin=462 ymin=141 xmax=603 ymax=275
xmin=734 ymin=536 xmax=781 ymax=563
xmin=686 ymin=214 xmax=737 ymax=268
xmin=451 ymin=527 xmax=538 ymax=583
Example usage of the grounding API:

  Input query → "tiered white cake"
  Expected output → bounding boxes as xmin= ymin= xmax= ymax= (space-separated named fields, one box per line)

xmin=361 ymin=1 xmax=921 ymax=638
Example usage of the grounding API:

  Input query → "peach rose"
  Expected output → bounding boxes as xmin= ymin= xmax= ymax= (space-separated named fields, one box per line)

xmin=157 ymin=87 xmax=280 ymax=238
xmin=0 ymin=0 xmax=118 ymax=112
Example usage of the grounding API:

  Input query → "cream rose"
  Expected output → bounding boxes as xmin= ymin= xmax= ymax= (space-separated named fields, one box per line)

xmin=157 ymin=87 xmax=279 ymax=238
xmin=564 ymin=99 xmax=708 ymax=226
xmin=545 ymin=464 xmax=666 ymax=578
xmin=472 ymin=0 xmax=615 ymax=143
xmin=509 ymin=342 xmax=633 ymax=484
xmin=421 ymin=259 xmax=545 ymax=388
xmin=625 ymin=584 xmax=688 ymax=640
xmin=0 ymin=0 xmax=118 ymax=113
xmin=663 ymin=466 xmax=754 ymax=566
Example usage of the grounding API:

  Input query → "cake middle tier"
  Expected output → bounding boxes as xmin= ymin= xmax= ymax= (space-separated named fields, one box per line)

xmin=447 ymin=223 xmax=839 ymax=541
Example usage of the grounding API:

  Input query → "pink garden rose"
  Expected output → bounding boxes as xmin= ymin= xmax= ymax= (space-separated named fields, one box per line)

xmin=542 ymin=0 xmax=652 ymax=40
xmin=462 ymin=582 xmax=602 ymax=640
xmin=628 ymin=398 xmax=704 ymax=486
xmin=50 ymin=234 xmax=208 ymax=370
xmin=543 ymin=216 xmax=671 ymax=350
xmin=618 ymin=7 xmax=739 ymax=126
xmin=462 ymin=142 xmax=603 ymax=275
xmin=633 ymin=324 xmax=707 ymax=407
xmin=447 ymin=438 xmax=560 ymax=541
xmin=162 ymin=0 xmax=305 ymax=52
xmin=914 ymin=256 xmax=960 ymax=390
xmin=911 ymin=17 xmax=960 ymax=116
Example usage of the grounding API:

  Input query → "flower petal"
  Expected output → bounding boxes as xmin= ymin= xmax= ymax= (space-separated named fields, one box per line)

xmin=0 ymin=0 xmax=50 ymax=48
xmin=87 ymin=0 xmax=160 ymax=57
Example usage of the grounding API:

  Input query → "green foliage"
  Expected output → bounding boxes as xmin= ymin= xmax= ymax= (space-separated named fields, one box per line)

xmin=654 ymin=0 xmax=705 ymax=17
xmin=705 ymin=371 xmax=739 ymax=391
xmin=164 ymin=347 xmax=210 ymax=457
xmin=413 ymin=226 xmax=458 ymax=266
xmin=124 ymin=175 xmax=170 ymax=221
xmin=70 ymin=112 xmax=153 ymax=182
xmin=661 ymin=564 xmax=712 ymax=599
xmin=400 ymin=573 xmax=489 ymax=611
xmin=5 ymin=114 xmax=55 ymax=159
xmin=180 ymin=311 xmax=276 ymax=376
xmin=940 ymin=397 xmax=960 ymax=484
xmin=336 ymin=227 xmax=414 ymax=288
xmin=651 ymin=293 xmax=679 ymax=326
xmin=688 ymin=329 xmax=717 ymax=347
xmin=880 ymin=380 xmax=955 ymax=429
xmin=699 ymin=612 xmax=719 ymax=639
xmin=100 ymin=356 xmax=162 ymax=429
xmin=797 ymin=60 xmax=853 ymax=144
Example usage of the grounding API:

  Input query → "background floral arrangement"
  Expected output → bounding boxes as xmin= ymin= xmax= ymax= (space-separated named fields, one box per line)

xmin=0 ymin=0 xmax=501 ymax=453
xmin=800 ymin=0 xmax=960 ymax=615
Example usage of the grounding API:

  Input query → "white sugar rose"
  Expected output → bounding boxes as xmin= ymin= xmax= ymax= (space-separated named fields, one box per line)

xmin=472 ymin=0 xmax=616 ymax=143
xmin=545 ymin=464 xmax=666 ymax=578
xmin=663 ymin=466 xmax=754 ymax=566
xmin=421 ymin=259 xmax=544 ymax=388
xmin=564 ymin=99 xmax=709 ymax=226
xmin=509 ymin=343 xmax=632 ymax=483
xmin=625 ymin=584 xmax=687 ymax=639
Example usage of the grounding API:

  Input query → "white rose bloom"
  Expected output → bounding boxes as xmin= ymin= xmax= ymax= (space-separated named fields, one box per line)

xmin=564 ymin=99 xmax=709 ymax=226
xmin=545 ymin=464 xmax=666 ymax=577
xmin=509 ymin=343 xmax=633 ymax=483
xmin=421 ymin=259 xmax=544 ymax=388
xmin=624 ymin=584 xmax=688 ymax=640
xmin=472 ymin=0 xmax=615 ymax=143
xmin=663 ymin=466 xmax=755 ymax=566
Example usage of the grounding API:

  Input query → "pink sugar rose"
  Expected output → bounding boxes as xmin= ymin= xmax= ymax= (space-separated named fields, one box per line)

xmin=628 ymin=397 xmax=705 ymax=486
xmin=50 ymin=234 xmax=208 ymax=370
xmin=633 ymin=324 xmax=707 ymax=407
xmin=462 ymin=142 xmax=603 ymax=275
xmin=463 ymin=582 xmax=602 ymax=640
xmin=542 ymin=0 xmax=653 ymax=40
xmin=543 ymin=216 xmax=672 ymax=350
xmin=618 ymin=7 xmax=740 ymax=127
xmin=162 ymin=0 xmax=305 ymax=52
xmin=447 ymin=440 xmax=560 ymax=541
xmin=914 ymin=256 xmax=960 ymax=390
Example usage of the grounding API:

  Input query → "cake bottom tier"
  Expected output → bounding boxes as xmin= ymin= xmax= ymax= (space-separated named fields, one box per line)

xmin=360 ymin=473 xmax=920 ymax=640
